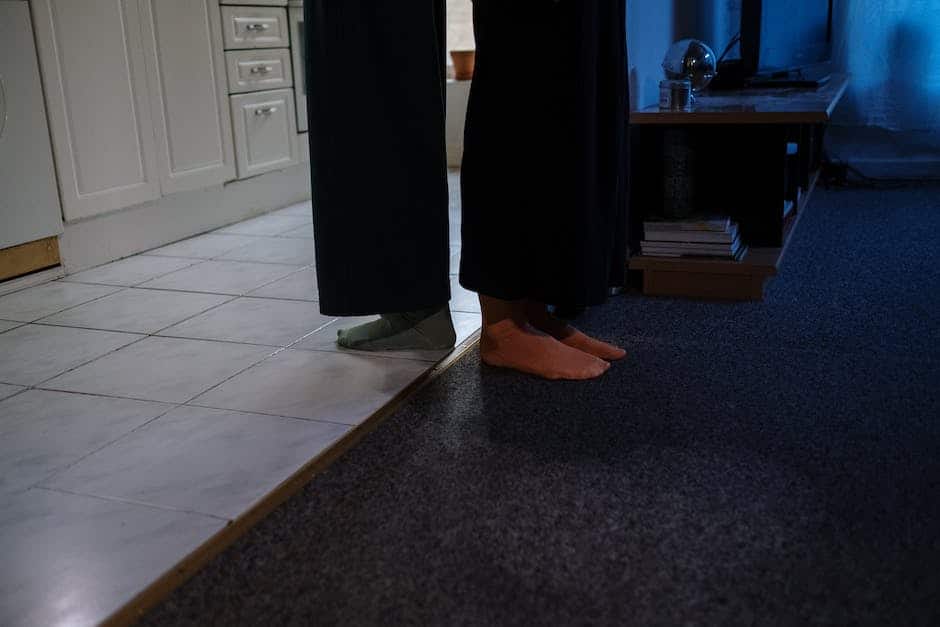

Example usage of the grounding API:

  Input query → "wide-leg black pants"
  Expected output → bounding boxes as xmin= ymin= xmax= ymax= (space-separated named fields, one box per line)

xmin=305 ymin=0 xmax=450 ymax=316
xmin=460 ymin=0 xmax=629 ymax=307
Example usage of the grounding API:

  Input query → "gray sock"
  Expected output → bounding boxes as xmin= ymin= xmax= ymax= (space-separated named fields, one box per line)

xmin=336 ymin=305 xmax=457 ymax=351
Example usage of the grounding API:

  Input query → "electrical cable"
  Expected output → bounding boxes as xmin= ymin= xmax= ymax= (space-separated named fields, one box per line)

xmin=716 ymin=32 xmax=742 ymax=66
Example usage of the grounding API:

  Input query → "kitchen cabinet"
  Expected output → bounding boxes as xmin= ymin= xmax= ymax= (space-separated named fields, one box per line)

xmin=31 ymin=0 xmax=161 ymax=221
xmin=0 ymin=0 xmax=63 ymax=251
xmin=139 ymin=0 xmax=236 ymax=194
xmin=31 ymin=0 xmax=238 ymax=220
xmin=230 ymin=88 xmax=298 ymax=178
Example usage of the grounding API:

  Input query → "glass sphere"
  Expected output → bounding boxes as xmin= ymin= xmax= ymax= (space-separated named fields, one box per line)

xmin=663 ymin=39 xmax=718 ymax=92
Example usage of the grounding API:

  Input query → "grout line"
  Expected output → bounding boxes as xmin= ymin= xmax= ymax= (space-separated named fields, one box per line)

xmin=22 ymin=334 xmax=151 ymax=389
xmin=6 ymin=285 xmax=128 ymax=325
xmin=33 ymin=486 xmax=231 ymax=523
xmin=60 ymin=257 xmax=205 ymax=289
xmin=29 ymin=321 xmax=150 ymax=336
xmin=33 ymin=382 xmax=176 ymax=405
xmin=99 ymin=332 xmax=480 ymax=627
xmin=30 ymin=399 xmax=184 ymax=488
xmin=147 ymin=295 xmax=242 ymax=336
xmin=291 ymin=346 xmax=444 ymax=364
xmin=240 ymin=294 xmax=320 ymax=303
xmin=175 ymin=317 xmax=342 ymax=406
xmin=150 ymin=333 xmax=286 ymax=349
xmin=181 ymin=401 xmax=362 ymax=428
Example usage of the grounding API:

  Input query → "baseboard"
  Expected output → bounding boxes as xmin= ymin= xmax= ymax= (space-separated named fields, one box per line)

xmin=58 ymin=163 xmax=311 ymax=274
xmin=827 ymin=126 xmax=940 ymax=180
xmin=0 ymin=237 xmax=60 ymax=282
xmin=0 ymin=266 xmax=65 ymax=297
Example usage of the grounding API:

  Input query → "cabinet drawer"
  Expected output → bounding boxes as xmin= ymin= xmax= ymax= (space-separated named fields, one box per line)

xmin=230 ymin=89 xmax=298 ymax=179
xmin=221 ymin=6 xmax=289 ymax=49
xmin=226 ymin=49 xmax=292 ymax=93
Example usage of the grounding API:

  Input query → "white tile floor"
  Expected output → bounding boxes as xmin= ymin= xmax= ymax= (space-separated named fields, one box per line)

xmin=0 ymin=175 xmax=480 ymax=626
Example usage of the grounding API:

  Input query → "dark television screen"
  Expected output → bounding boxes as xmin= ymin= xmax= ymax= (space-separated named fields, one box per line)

xmin=756 ymin=0 xmax=833 ymax=74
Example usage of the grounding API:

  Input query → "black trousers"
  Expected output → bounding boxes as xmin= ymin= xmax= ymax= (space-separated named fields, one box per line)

xmin=460 ymin=0 xmax=629 ymax=307
xmin=305 ymin=0 xmax=450 ymax=316
xmin=306 ymin=0 xmax=628 ymax=314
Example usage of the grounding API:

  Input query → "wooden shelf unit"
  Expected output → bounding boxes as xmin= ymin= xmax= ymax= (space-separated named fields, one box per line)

xmin=627 ymin=76 xmax=847 ymax=301
xmin=629 ymin=171 xmax=818 ymax=300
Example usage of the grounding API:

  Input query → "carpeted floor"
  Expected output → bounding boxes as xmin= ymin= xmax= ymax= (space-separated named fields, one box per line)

xmin=142 ymin=184 xmax=940 ymax=626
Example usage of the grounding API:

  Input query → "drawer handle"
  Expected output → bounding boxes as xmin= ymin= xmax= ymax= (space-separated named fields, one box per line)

xmin=245 ymin=23 xmax=271 ymax=32
xmin=250 ymin=65 xmax=274 ymax=75
xmin=255 ymin=106 xmax=278 ymax=116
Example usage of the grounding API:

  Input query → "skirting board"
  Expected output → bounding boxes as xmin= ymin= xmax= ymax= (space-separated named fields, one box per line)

xmin=0 ymin=237 xmax=60 ymax=283
xmin=58 ymin=163 xmax=311 ymax=273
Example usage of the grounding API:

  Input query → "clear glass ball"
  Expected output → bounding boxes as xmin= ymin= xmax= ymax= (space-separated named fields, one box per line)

xmin=663 ymin=39 xmax=718 ymax=92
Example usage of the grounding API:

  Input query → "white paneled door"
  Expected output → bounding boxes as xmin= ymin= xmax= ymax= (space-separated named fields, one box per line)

xmin=31 ymin=0 xmax=161 ymax=221
xmin=139 ymin=0 xmax=236 ymax=194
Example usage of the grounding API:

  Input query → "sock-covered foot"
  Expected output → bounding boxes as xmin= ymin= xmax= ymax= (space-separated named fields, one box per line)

xmin=336 ymin=305 xmax=457 ymax=351
xmin=527 ymin=305 xmax=627 ymax=362
xmin=480 ymin=318 xmax=610 ymax=381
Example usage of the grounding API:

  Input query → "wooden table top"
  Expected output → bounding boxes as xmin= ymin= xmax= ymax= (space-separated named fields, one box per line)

xmin=631 ymin=74 xmax=849 ymax=125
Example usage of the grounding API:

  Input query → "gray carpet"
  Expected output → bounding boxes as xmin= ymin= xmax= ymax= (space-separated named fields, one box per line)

xmin=142 ymin=184 xmax=940 ymax=626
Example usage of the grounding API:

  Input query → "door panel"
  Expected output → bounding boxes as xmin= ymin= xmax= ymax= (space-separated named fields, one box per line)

xmin=140 ymin=0 xmax=236 ymax=193
xmin=0 ymin=1 xmax=63 ymax=250
xmin=31 ymin=0 xmax=161 ymax=220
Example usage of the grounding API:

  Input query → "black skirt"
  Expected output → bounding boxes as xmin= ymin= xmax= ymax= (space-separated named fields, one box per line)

xmin=459 ymin=0 xmax=629 ymax=307
xmin=304 ymin=0 xmax=451 ymax=316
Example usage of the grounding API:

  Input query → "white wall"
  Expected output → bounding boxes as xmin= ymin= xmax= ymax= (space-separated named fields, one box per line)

xmin=627 ymin=1 xmax=677 ymax=109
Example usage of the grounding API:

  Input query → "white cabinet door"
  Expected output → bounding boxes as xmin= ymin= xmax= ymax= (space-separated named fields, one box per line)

xmin=0 ymin=0 xmax=63 ymax=250
xmin=31 ymin=0 xmax=161 ymax=221
xmin=139 ymin=0 xmax=236 ymax=194
xmin=230 ymin=89 xmax=298 ymax=179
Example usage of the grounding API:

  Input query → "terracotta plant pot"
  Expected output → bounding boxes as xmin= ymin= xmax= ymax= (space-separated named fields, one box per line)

xmin=450 ymin=49 xmax=476 ymax=81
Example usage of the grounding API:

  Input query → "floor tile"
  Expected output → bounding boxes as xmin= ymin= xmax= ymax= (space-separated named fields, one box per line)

xmin=0 ymin=384 xmax=24 ymax=401
xmin=248 ymin=267 xmax=318 ymax=301
xmin=42 ymin=336 xmax=273 ymax=403
xmin=44 ymin=406 xmax=350 ymax=519
xmin=192 ymin=349 xmax=428 ymax=424
xmin=0 ymin=488 xmax=223 ymax=627
xmin=0 ymin=390 xmax=170 ymax=495
xmin=0 ymin=325 xmax=140 ymax=386
xmin=140 ymin=260 xmax=298 ymax=296
xmin=217 ymin=237 xmax=314 ymax=266
xmin=450 ymin=276 xmax=480 ymax=313
xmin=215 ymin=214 xmax=310 ymax=236
xmin=158 ymin=297 xmax=335 ymax=347
xmin=0 ymin=320 xmax=23 ymax=334
xmin=293 ymin=311 xmax=481 ymax=362
xmin=0 ymin=282 xmax=120 ymax=322
xmin=63 ymin=256 xmax=196 ymax=287
xmin=40 ymin=289 xmax=232 ymax=334
xmin=270 ymin=201 xmax=312 ymax=218
xmin=277 ymin=224 xmax=314 ymax=239
xmin=147 ymin=233 xmax=263 ymax=260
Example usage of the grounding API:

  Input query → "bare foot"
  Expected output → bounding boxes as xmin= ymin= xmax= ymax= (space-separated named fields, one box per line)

xmin=480 ymin=318 xmax=610 ymax=381
xmin=526 ymin=304 xmax=627 ymax=362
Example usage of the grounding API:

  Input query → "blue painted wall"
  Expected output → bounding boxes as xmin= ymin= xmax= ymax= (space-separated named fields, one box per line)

xmin=627 ymin=1 xmax=678 ymax=109
xmin=832 ymin=0 xmax=939 ymax=130
xmin=672 ymin=0 xmax=940 ymax=131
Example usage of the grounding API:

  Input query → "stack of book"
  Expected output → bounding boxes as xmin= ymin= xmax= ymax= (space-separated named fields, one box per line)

xmin=641 ymin=217 xmax=746 ymax=260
